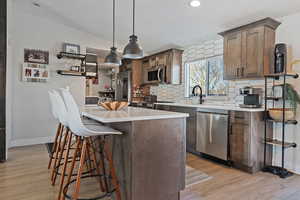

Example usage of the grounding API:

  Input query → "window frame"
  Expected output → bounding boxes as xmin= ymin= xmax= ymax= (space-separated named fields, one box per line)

xmin=184 ymin=54 xmax=227 ymax=98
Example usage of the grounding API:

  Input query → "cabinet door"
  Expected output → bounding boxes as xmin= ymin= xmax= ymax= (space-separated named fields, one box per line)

xmin=242 ymin=27 xmax=264 ymax=78
xmin=165 ymin=50 xmax=182 ymax=84
xmin=223 ymin=31 xmax=242 ymax=80
xmin=230 ymin=112 xmax=251 ymax=167
xmin=141 ymin=59 xmax=149 ymax=84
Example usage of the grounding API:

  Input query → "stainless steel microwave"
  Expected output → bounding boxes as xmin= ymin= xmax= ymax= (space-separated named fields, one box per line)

xmin=144 ymin=65 xmax=166 ymax=84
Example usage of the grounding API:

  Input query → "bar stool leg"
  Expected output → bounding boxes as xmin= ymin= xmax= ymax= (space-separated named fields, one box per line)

xmin=72 ymin=139 xmax=88 ymax=200
xmin=57 ymin=131 xmax=73 ymax=200
xmin=62 ymin=136 xmax=81 ymax=200
xmin=51 ymin=125 xmax=65 ymax=183
xmin=103 ymin=138 xmax=121 ymax=200
xmin=88 ymin=137 xmax=106 ymax=193
xmin=85 ymin=143 xmax=93 ymax=176
xmin=52 ymin=128 xmax=69 ymax=185
xmin=48 ymin=123 xmax=62 ymax=169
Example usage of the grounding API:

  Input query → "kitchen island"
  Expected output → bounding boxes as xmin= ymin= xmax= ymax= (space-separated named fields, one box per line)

xmin=82 ymin=106 xmax=189 ymax=200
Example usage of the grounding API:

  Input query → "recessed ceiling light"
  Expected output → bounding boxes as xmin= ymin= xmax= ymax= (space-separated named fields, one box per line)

xmin=189 ymin=0 xmax=201 ymax=7
xmin=32 ymin=2 xmax=41 ymax=7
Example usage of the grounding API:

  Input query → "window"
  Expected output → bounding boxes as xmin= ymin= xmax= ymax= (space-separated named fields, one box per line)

xmin=185 ymin=55 xmax=227 ymax=97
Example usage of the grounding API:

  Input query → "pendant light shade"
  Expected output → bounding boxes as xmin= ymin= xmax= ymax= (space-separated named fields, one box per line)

xmin=123 ymin=0 xmax=143 ymax=59
xmin=105 ymin=0 xmax=120 ymax=66
xmin=123 ymin=35 xmax=143 ymax=59
xmin=105 ymin=47 xmax=121 ymax=66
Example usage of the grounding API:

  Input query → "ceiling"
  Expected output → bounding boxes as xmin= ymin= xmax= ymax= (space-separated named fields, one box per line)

xmin=17 ymin=0 xmax=300 ymax=53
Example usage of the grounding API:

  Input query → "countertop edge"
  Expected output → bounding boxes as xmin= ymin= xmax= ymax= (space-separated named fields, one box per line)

xmin=82 ymin=111 xmax=189 ymax=123
xmin=154 ymin=103 xmax=265 ymax=112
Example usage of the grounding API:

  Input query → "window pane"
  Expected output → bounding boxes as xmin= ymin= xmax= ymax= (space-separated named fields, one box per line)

xmin=188 ymin=59 xmax=207 ymax=95
xmin=208 ymin=56 xmax=227 ymax=96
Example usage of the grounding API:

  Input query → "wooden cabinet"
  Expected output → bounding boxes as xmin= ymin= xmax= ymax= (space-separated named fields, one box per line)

xmin=229 ymin=111 xmax=273 ymax=173
xmin=165 ymin=49 xmax=183 ymax=84
xmin=223 ymin=31 xmax=243 ymax=80
xmin=141 ymin=48 xmax=183 ymax=85
xmin=220 ymin=18 xmax=280 ymax=80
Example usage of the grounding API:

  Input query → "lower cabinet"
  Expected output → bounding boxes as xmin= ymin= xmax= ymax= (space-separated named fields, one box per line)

xmin=229 ymin=111 xmax=272 ymax=173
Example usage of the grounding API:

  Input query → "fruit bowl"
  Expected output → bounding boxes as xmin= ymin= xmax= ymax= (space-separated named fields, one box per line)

xmin=268 ymin=108 xmax=295 ymax=121
xmin=99 ymin=101 xmax=128 ymax=111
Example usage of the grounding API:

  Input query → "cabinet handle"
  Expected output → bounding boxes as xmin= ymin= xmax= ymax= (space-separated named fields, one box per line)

xmin=241 ymin=67 xmax=244 ymax=77
xmin=237 ymin=68 xmax=240 ymax=77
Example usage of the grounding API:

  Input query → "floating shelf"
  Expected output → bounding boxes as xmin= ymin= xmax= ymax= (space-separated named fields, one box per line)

xmin=267 ymin=118 xmax=298 ymax=125
xmin=266 ymin=96 xmax=282 ymax=101
xmin=264 ymin=73 xmax=299 ymax=79
xmin=57 ymin=70 xmax=84 ymax=76
xmin=57 ymin=52 xmax=86 ymax=60
xmin=266 ymin=138 xmax=297 ymax=148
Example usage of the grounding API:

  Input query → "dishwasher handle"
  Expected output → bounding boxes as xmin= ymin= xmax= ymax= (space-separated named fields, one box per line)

xmin=209 ymin=114 xmax=213 ymax=144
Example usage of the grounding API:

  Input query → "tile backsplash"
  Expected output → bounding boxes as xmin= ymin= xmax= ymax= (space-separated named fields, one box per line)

xmin=150 ymin=38 xmax=269 ymax=105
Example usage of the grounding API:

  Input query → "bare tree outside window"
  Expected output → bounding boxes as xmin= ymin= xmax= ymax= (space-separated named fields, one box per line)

xmin=185 ymin=55 xmax=227 ymax=97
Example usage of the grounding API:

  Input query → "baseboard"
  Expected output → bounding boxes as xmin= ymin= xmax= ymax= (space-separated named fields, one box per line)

xmin=9 ymin=136 xmax=54 ymax=148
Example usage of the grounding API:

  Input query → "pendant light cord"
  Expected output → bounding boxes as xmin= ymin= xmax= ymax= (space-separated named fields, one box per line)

xmin=133 ymin=0 xmax=135 ymax=35
xmin=113 ymin=0 xmax=116 ymax=47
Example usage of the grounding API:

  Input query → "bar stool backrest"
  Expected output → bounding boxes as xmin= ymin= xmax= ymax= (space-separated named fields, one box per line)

xmin=60 ymin=88 xmax=122 ymax=137
xmin=60 ymin=88 xmax=91 ymax=136
xmin=48 ymin=90 xmax=58 ymax=120
xmin=50 ymin=90 xmax=69 ymax=127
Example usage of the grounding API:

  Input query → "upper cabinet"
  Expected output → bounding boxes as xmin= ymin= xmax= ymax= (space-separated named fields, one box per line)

xmin=219 ymin=18 xmax=281 ymax=80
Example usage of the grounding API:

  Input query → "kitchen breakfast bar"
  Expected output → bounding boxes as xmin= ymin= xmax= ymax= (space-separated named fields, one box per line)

xmin=82 ymin=107 xmax=189 ymax=200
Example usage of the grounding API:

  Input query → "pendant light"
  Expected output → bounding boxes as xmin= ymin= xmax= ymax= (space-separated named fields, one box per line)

xmin=123 ymin=0 xmax=143 ymax=59
xmin=105 ymin=0 xmax=121 ymax=66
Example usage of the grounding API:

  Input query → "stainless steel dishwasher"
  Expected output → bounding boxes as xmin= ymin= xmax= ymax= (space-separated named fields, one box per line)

xmin=196 ymin=109 xmax=229 ymax=161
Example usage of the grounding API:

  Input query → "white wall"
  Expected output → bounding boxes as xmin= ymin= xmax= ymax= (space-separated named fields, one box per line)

xmin=7 ymin=1 xmax=112 ymax=147
xmin=272 ymin=12 xmax=300 ymax=173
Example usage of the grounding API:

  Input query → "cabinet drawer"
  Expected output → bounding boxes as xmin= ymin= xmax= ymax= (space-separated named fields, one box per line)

xmin=230 ymin=111 xmax=250 ymax=125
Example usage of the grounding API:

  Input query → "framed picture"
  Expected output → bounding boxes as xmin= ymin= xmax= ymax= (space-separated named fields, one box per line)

xmin=63 ymin=43 xmax=80 ymax=54
xmin=24 ymin=49 xmax=49 ymax=64
xmin=22 ymin=63 xmax=49 ymax=83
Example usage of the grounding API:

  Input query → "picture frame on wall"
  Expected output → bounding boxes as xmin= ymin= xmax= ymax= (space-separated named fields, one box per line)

xmin=22 ymin=63 xmax=49 ymax=83
xmin=24 ymin=49 xmax=49 ymax=64
xmin=63 ymin=43 xmax=80 ymax=54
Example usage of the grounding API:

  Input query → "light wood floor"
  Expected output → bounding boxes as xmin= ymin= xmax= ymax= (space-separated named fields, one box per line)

xmin=1 ymin=145 xmax=300 ymax=200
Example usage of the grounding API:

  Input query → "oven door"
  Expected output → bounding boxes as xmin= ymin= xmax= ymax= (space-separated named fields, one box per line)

xmin=146 ymin=66 xmax=165 ymax=84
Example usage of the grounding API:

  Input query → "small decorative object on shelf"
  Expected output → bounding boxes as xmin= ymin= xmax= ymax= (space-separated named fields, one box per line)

xmin=70 ymin=65 xmax=80 ymax=72
xmin=63 ymin=43 xmax=80 ymax=54
xmin=263 ymin=70 xmax=299 ymax=178
xmin=274 ymin=43 xmax=287 ymax=74
xmin=22 ymin=63 xmax=49 ymax=83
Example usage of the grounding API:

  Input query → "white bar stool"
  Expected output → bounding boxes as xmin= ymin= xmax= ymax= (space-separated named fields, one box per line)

xmin=48 ymin=90 xmax=73 ymax=187
xmin=60 ymin=88 xmax=122 ymax=200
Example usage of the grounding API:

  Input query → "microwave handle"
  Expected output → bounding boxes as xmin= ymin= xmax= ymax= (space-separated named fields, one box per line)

xmin=157 ymin=68 xmax=161 ymax=82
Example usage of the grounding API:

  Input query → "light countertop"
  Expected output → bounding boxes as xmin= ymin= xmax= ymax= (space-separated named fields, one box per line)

xmin=82 ymin=106 xmax=189 ymax=123
xmin=154 ymin=102 xmax=265 ymax=112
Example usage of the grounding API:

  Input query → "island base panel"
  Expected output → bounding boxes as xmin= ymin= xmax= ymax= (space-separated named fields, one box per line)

xmin=108 ymin=118 xmax=186 ymax=200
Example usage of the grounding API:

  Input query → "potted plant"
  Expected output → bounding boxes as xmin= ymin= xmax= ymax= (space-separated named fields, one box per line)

xmin=269 ymin=83 xmax=300 ymax=121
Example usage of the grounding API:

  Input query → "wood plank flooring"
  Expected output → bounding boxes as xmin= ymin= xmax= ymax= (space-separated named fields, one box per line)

xmin=1 ymin=145 xmax=300 ymax=200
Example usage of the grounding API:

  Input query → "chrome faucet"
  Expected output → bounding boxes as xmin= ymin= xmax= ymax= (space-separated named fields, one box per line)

xmin=192 ymin=85 xmax=204 ymax=104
